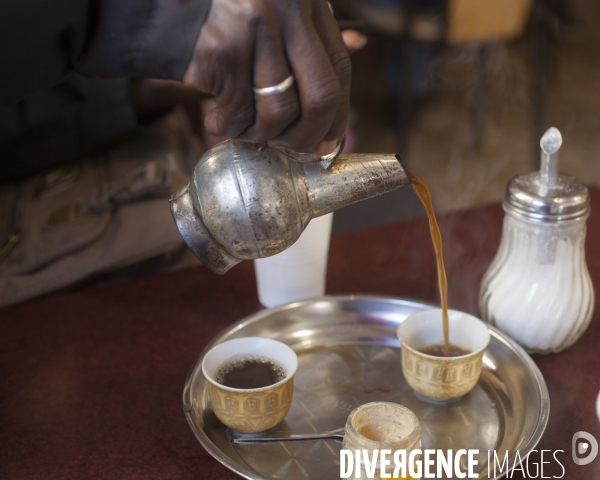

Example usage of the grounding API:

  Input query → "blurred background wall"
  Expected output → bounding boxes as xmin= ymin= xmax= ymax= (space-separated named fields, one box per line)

xmin=329 ymin=0 xmax=600 ymax=232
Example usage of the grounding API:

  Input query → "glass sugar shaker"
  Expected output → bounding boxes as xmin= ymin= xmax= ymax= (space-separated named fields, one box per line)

xmin=479 ymin=127 xmax=594 ymax=354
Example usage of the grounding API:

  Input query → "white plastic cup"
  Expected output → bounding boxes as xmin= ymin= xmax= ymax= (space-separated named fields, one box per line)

xmin=254 ymin=213 xmax=333 ymax=308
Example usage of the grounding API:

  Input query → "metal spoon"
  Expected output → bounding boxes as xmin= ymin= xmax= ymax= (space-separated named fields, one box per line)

xmin=228 ymin=427 xmax=345 ymax=444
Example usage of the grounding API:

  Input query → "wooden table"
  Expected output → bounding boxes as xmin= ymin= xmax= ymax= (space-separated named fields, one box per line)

xmin=2 ymin=189 xmax=600 ymax=479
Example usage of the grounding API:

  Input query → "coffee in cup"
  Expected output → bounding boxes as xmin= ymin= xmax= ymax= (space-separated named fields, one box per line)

xmin=202 ymin=337 xmax=298 ymax=432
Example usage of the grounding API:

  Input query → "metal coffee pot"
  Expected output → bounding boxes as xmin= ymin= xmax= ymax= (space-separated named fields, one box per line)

xmin=170 ymin=139 xmax=409 ymax=274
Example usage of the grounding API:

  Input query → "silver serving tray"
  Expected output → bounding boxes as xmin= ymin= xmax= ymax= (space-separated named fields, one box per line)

xmin=183 ymin=295 xmax=549 ymax=479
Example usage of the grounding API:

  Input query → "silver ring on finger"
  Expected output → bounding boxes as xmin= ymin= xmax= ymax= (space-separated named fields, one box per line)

xmin=253 ymin=74 xmax=295 ymax=97
xmin=320 ymin=136 xmax=346 ymax=169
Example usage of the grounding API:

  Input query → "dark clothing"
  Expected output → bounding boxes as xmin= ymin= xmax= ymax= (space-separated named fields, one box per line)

xmin=0 ymin=76 xmax=138 ymax=181
xmin=0 ymin=0 xmax=211 ymax=104
xmin=0 ymin=0 xmax=211 ymax=182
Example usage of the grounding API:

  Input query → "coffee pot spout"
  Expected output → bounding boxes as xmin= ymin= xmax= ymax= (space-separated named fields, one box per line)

xmin=302 ymin=153 xmax=409 ymax=217
xmin=170 ymin=140 xmax=409 ymax=274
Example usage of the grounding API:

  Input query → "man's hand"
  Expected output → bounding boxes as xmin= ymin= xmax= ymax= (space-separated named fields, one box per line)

xmin=183 ymin=0 xmax=351 ymax=155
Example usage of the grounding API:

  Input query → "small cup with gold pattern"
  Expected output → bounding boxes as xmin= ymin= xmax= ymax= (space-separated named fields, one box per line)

xmin=397 ymin=309 xmax=490 ymax=402
xmin=202 ymin=337 xmax=298 ymax=433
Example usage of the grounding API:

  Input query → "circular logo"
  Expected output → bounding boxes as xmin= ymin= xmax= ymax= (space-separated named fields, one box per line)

xmin=572 ymin=432 xmax=598 ymax=466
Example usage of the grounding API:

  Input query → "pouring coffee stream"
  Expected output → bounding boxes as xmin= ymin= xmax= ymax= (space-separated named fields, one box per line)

xmin=405 ymin=168 xmax=451 ymax=357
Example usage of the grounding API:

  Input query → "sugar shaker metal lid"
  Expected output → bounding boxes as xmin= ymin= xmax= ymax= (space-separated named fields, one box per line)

xmin=504 ymin=127 xmax=590 ymax=222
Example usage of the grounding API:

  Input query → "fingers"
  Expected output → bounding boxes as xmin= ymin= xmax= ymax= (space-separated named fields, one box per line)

xmin=185 ymin=0 xmax=256 ymax=138
xmin=183 ymin=0 xmax=352 ymax=154
xmin=270 ymin=5 xmax=343 ymax=151
xmin=203 ymin=79 xmax=254 ymax=139
xmin=342 ymin=29 xmax=368 ymax=54
xmin=311 ymin=0 xmax=352 ymax=152
xmin=238 ymin=11 xmax=300 ymax=143
xmin=201 ymin=42 xmax=254 ymax=138
xmin=130 ymin=79 xmax=207 ymax=115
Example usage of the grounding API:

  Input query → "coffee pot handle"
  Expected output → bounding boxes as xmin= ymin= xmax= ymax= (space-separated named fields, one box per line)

xmin=292 ymin=136 xmax=346 ymax=169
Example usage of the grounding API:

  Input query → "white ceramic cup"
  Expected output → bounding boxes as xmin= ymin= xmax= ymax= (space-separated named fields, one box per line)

xmin=254 ymin=213 xmax=333 ymax=308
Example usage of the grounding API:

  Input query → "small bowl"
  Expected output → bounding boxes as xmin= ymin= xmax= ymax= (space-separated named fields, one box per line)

xmin=202 ymin=337 xmax=298 ymax=433
xmin=343 ymin=401 xmax=422 ymax=450
xmin=397 ymin=309 xmax=490 ymax=402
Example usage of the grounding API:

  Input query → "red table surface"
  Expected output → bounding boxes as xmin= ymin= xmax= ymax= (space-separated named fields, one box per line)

xmin=1 ymin=188 xmax=600 ymax=480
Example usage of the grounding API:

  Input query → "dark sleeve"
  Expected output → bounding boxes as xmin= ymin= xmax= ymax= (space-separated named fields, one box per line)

xmin=0 ymin=76 xmax=140 ymax=182
xmin=0 ymin=0 xmax=211 ymax=105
